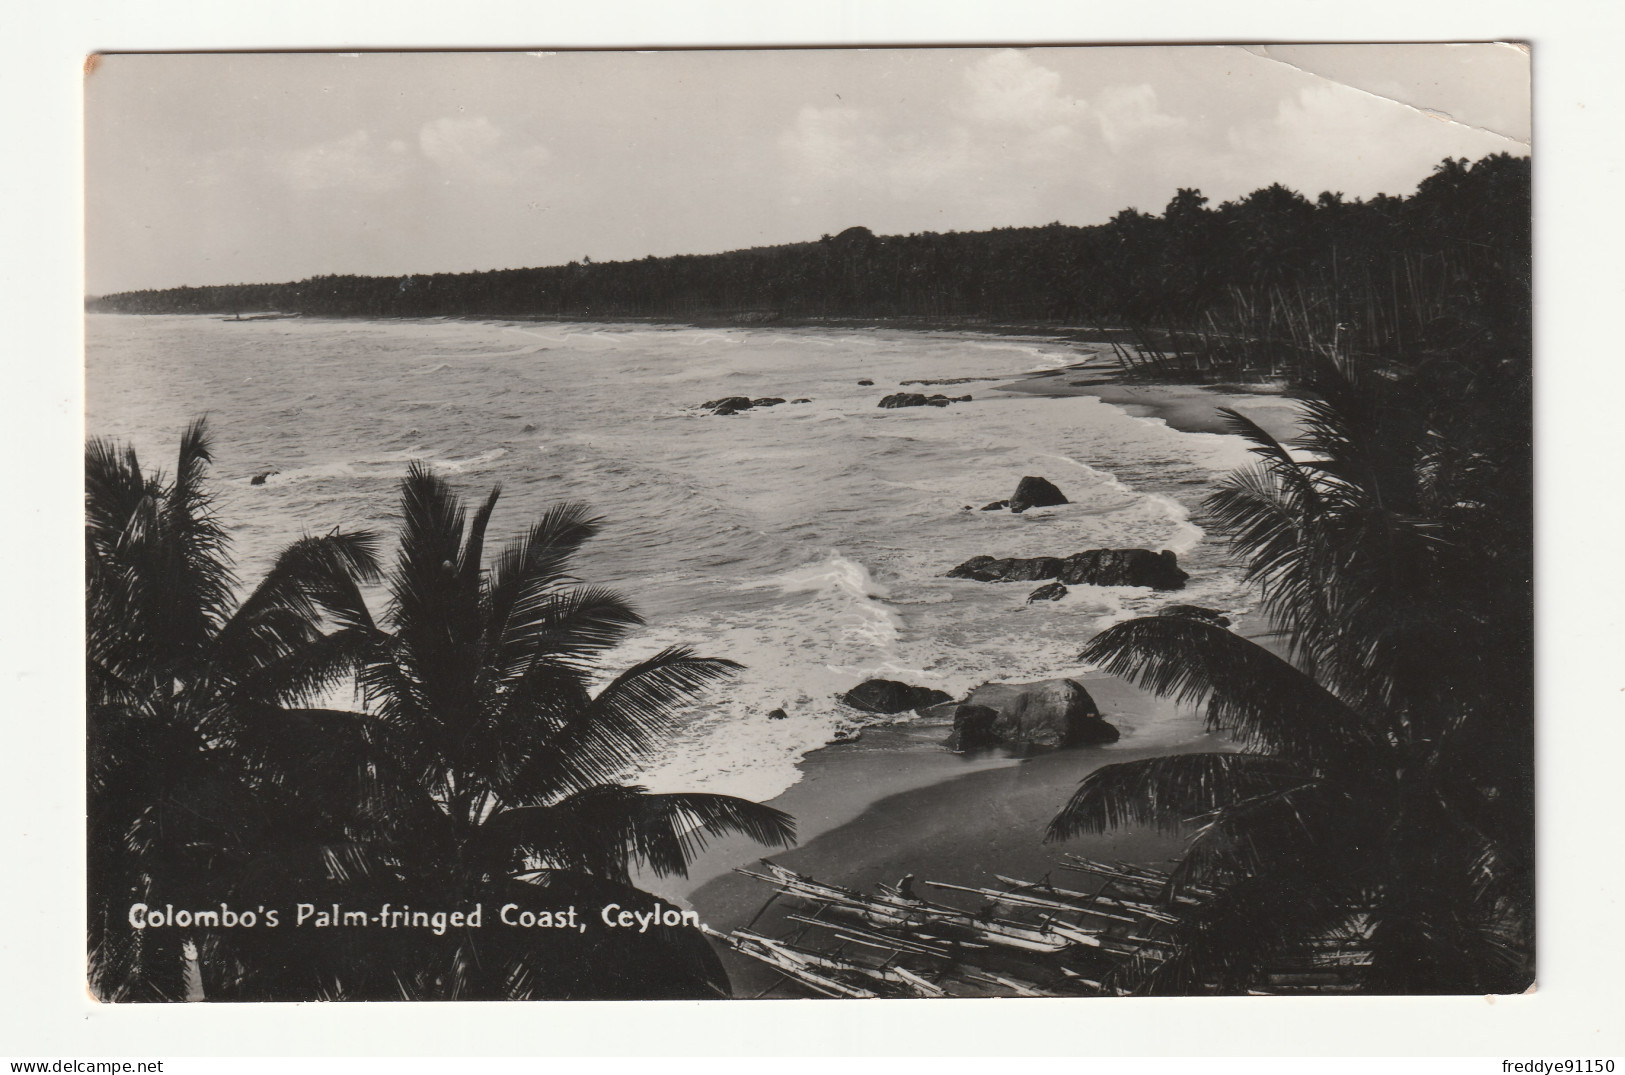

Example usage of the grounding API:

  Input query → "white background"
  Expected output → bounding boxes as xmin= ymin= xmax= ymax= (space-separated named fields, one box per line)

xmin=4 ymin=0 xmax=1621 ymax=1059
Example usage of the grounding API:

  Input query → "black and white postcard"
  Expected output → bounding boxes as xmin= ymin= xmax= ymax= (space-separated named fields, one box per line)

xmin=82 ymin=44 xmax=1533 ymax=1004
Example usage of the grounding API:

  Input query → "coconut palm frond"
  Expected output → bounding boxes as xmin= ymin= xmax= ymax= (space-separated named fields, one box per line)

xmin=490 ymin=584 xmax=644 ymax=674
xmin=165 ymin=417 xmax=235 ymax=628
xmin=501 ymin=648 xmax=741 ymax=802
xmin=481 ymin=786 xmax=794 ymax=881
xmin=621 ymin=792 xmax=797 ymax=878
xmin=1080 ymin=615 xmax=1370 ymax=762
xmin=211 ymin=531 xmax=384 ymax=698
xmin=484 ymin=500 xmax=604 ymax=626
xmin=573 ymin=646 xmax=740 ymax=757
xmin=1046 ymin=753 xmax=1308 ymax=841
xmin=457 ymin=483 xmax=504 ymax=586
xmin=387 ymin=462 xmax=478 ymax=648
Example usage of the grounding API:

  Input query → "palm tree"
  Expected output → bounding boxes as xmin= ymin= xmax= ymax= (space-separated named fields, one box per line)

xmin=88 ymin=427 xmax=791 ymax=1001
xmin=1047 ymin=358 xmax=1532 ymax=995
xmin=87 ymin=419 xmax=388 ymax=1000
xmin=288 ymin=463 xmax=796 ymax=999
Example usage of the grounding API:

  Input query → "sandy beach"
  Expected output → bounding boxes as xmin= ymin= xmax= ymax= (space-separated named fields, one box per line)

xmin=647 ymin=366 xmax=1298 ymax=996
xmin=994 ymin=357 xmax=1305 ymax=442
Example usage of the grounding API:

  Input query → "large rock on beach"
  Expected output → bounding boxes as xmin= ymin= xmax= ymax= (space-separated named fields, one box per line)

xmin=943 ymin=704 xmax=1001 ymax=752
xmin=1008 ymin=476 xmax=1069 ymax=514
xmin=1158 ymin=604 xmax=1231 ymax=627
xmin=962 ymin=678 xmax=1120 ymax=749
xmin=841 ymin=679 xmax=953 ymax=715
xmin=946 ymin=549 xmax=1188 ymax=590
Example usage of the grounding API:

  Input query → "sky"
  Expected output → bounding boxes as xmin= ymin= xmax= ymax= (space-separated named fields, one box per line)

xmin=84 ymin=43 xmax=1530 ymax=295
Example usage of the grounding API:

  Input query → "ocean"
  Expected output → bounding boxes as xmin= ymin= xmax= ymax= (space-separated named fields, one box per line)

xmin=85 ymin=314 xmax=1260 ymax=804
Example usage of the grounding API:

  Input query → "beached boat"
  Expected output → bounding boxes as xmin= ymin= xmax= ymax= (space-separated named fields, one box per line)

xmin=719 ymin=860 xmax=1382 ymax=997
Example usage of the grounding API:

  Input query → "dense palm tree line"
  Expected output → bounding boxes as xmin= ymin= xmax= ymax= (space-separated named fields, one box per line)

xmin=1027 ymin=150 xmax=1532 ymax=996
xmin=1047 ymin=341 xmax=1532 ymax=993
xmin=87 ymin=422 xmax=793 ymax=1000
xmin=89 ymin=155 xmax=1527 ymax=385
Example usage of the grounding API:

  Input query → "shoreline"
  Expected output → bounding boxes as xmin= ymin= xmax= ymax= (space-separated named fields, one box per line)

xmin=673 ymin=610 xmax=1283 ymax=997
xmin=991 ymin=360 xmax=1304 ymax=442
xmin=653 ymin=360 xmax=1298 ymax=995
xmin=666 ymin=363 xmax=1296 ymax=994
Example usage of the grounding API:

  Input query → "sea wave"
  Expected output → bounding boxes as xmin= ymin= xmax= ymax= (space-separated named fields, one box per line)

xmin=251 ymin=446 xmax=509 ymax=486
xmin=88 ymin=314 xmax=1256 ymax=807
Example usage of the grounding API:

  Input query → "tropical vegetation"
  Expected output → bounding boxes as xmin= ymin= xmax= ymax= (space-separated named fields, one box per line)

xmin=1046 ymin=223 xmax=1532 ymax=994
xmin=86 ymin=423 xmax=793 ymax=1000
xmin=88 ymin=154 xmax=1528 ymax=381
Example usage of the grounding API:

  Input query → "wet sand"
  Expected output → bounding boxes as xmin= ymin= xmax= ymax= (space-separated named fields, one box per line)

xmin=993 ymin=361 xmax=1305 ymax=442
xmin=643 ymin=369 xmax=1292 ymax=997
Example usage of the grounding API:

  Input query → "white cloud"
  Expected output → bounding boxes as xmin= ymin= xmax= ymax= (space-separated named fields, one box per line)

xmin=1093 ymin=84 xmax=1184 ymax=150
xmin=1219 ymin=83 xmax=1524 ymax=199
xmin=961 ymin=49 xmax=1087 ymax=133
xmin=277 ymin=130 xmax=409 ymax=193
xmin=418 ymin=116 xmax=549 ymax=186
xmin=780 ymin=51 xmax=1092 ymax=207
xmin=778 ymin=52 xmax=1195 ymax=231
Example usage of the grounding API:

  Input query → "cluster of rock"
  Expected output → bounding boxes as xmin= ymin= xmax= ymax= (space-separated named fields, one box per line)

xmin=980 ymin=476 xmax=1069 ymax=514
xmin=899 ymin=376 xmax=1006 ymax=386
xmin=835 ymin=676 xmax=1120 ymax=753
xmin=947 ymin=548 xmax=1188 ymax=590
xmin=702 ymin=396 xmax=811 ymax=416
xmin=839 ymin=679 xmax=954 ymax=714
xmin=878 ymin=392 xmax=972 ymax=409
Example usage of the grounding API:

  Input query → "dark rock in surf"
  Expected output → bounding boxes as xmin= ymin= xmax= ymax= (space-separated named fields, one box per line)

xmin=962 ymin=678 xmax=1120 ymax=749
xmin=1058 ymin=549 xmax=1187 ymax=589
xmin=766 ymin=707 xmax=789 ymax=720
xmin=1027 ymin=582 xmax=1068 ymax=603
xmin=521 ymin=423 xmax=537 ymax=432
xmin=858 ymin=379 xmax=874 ymax=386
xmin=980 ymin=500 xmax=1009 ymax=512
xmin=704 ymin=396 xmax=754 ymax=415
xmin=1158 ymin=604 xmax=1231 ymax=627
xmin=946 ymin=555 xmax=1062 ymax=583
xmin=1008 ymin=476 xmax=1069 ymax=514
xmin=878 ymin=392 xmax=970 ymax=410
xmin=250 ymin=470 xmax=278 ymax=486
xmin=946 ymin=549 xmax=1188 ymax=590
xmin=752 ymin=398 xmax=786 ymax=407
xmin=841 ymin=679 xmax=953 ymax=715
xmin=791 ymin=398 xmax=812 ymax=404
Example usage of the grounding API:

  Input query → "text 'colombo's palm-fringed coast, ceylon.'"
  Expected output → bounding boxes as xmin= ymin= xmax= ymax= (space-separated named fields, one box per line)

xmin=88 ymin=151 xmax=1530 ymax=999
